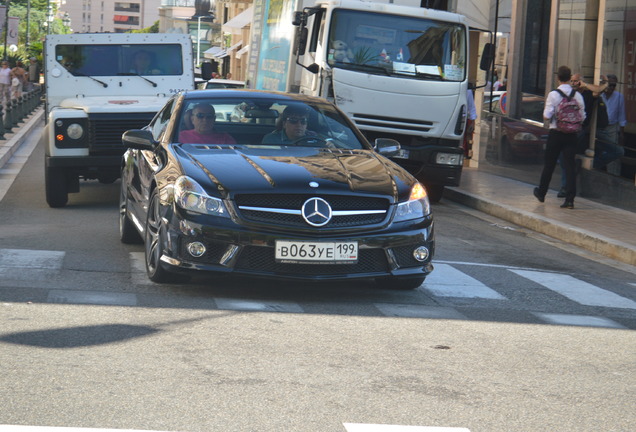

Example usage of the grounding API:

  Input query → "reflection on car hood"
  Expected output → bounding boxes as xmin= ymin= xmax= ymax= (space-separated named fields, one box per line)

xmin=174 ymin=145 xmax=414 ymax=201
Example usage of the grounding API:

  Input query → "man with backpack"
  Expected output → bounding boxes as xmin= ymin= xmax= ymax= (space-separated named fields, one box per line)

xmin=534 ymin=65 xmax=586 ymax=209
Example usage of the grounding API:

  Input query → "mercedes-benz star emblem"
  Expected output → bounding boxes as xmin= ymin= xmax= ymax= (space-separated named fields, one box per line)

xmin=301 ymin=197 xmax=332 ymax=227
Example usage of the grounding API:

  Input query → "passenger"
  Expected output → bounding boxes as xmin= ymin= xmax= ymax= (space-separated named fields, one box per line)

xmin=261 ymin=106 xmax=316 ymax=145
xmin=130 ymin=50 xmax=161 ymax=75
xmin=178 ymin=103 xmax=236 ymax=144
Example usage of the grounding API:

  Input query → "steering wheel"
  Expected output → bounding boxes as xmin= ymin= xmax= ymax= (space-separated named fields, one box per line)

xmin=291 ymin=135 xmax=328 ymax=147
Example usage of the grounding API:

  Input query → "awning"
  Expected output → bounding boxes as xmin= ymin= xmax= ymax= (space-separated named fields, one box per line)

xmin=222 ymin=7 xmax=253 ymax=33
xmin=236 ymin=44 xmax=250 ymax=59
xmin=204 ymin=46 xmax=227 ymax=60
xmin=226 ymin=41 xmax=243 ymax=54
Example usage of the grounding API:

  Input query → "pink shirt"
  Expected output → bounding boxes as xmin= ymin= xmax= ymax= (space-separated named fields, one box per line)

xmin=179 ymin=129 xmax=236 ymax=144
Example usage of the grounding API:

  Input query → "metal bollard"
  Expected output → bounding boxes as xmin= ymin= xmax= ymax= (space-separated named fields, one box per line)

xmin=3 ymin=101 xmax=13 ymax=132
xmin=0 ymin=103 xmax=5 ymax=140
xmin=11 ymin=98 xmax=20 ymax=128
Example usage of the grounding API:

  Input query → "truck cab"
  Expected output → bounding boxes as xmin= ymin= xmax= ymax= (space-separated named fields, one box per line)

xmin=42 ymin=33 xmax=193 ymax=207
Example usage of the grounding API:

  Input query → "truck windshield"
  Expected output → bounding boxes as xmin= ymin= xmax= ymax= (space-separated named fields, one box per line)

xmin=327 ymin=9 xmax=466 ymax=82
xmin=55 ymin=44 xmax=184 ymax=77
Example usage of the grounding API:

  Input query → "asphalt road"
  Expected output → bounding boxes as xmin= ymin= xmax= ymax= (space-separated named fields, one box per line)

xmin=0 ymin=127 xmax=634 ymax=432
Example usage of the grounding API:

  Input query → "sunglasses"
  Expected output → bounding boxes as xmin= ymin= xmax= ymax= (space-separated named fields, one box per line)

xmin=194 ymin=113 xmax=215 ymax=120
xmin=608 ymin=83 xmax=617 ymax=88
xmin=286 ymin=117 xmax=307 ymax=125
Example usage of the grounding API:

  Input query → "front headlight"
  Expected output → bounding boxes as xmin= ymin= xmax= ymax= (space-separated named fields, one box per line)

xmin=394 ymin=183 xmax=431 ymax=222
xmin=513 ymin=132 xmax=539 ymax=141
xmin=174 ymin=176 xmax=229 ymax=217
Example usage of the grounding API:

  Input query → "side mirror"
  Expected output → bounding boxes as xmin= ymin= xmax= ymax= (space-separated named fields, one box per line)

xmin=480 ymin=43 xmax=495 ymax=71
xmin=374 ymin=138 xmax=401 ymax=156
xmin=295 ymin=27 xmax=308 ymax=55
xmin=122 ymin=129 xmax=156 ymax=150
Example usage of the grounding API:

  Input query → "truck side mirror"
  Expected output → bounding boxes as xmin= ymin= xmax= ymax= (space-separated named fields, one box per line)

xmin=480 ymin=43 xmax=495 ymax=71
xmin=295 ymin=27 xmax=308 ymax=55
xmin=292 ymin=11 xmax=306 ymax=26
xmin=201 ymin=62 xmax=213 ymax=81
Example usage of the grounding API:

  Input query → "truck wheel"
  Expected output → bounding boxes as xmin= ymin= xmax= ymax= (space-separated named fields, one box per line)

xmin=145 ymin=189 xmax=176 ymax=283
xmin=425 ymin=184 xmax=444 ymax=203
xmin=119 ymin=183 xmax=143 ymax=244
xmin=45 ymin=166 xmax=69 ymax=208
xmin=375 ymin=275 xmax=425 ymax=290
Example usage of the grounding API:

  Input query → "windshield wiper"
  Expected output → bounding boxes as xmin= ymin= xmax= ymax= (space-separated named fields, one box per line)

xmin=340 ymin=63 xmax=392 ymax=76
xmin=414 ymin=71 xmax=444 ymax=81
xmin=117 ymin=73 xmax=158 ymax=87
xmin=70 ymin=70 xmax=108 ymax=88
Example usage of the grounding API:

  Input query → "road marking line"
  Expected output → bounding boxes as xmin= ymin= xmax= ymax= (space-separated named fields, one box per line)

xmin=215 ymin=297 xmax=304 ymax=313
xmin=0 ymin=427 xmax=175 ymax=432
xmin=511 ymin=270 xmax=636 ymax=309
xmin=343 ymin=424 xmax=470 ymax=431
xmin=0 ymin=249 xmax=65 ymax=269
xmin=533 ymin=313 xmax=626 ymax=329
xmin=47 ymin=290 xmax=138 ymax=306
xmin=375 ymin=303 xmax=467 ymax=320
xmin=423 ymin=263 xmax=506 ymax=299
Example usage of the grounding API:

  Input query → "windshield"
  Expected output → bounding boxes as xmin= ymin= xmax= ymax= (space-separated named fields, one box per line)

xmin=55 ymin=43 xmax=184 ymax=76
xmin=327 ymin=9 xmax=466 ymax=81
xmin=176 ymin=97 xmax=366 ymax=150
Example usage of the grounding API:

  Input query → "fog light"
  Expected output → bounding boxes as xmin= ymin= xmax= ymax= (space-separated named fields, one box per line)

xmin=187 ymin=241 xmax=206 ymax=257
xmin=413 ymin=246 xmax=429 ymax=262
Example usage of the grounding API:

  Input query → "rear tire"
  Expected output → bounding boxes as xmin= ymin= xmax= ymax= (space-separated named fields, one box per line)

xmin=425 ymin=184 xmax=444 ymax=203
xmin=375 ymin=275 xmax=426 ymax=290
xmin=45 ymin=165 xmax=68 ymax=208
xmin=119 ymin=182 xmax=143 ymax=244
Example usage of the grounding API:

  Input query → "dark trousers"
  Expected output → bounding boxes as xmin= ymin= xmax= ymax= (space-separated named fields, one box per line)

xmin=538 ymin=129 xmax=578 ymax=201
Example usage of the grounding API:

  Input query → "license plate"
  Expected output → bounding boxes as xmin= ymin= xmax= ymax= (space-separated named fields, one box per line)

xmin=275 ymin=240 xmax=358 ymax=264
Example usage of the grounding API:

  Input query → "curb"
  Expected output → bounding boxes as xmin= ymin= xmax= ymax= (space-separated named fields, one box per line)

xmin=0 ymin=107 xmax=45 ymax=169
xmin=445 ymin=186 xmax=636 ymax=267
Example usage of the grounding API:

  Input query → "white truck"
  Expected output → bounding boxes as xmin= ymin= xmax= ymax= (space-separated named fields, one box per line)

xmin=42 ymin=33 xmax=194 ymax=207
xmin=251 ymin=0 xmax=488 ymax=201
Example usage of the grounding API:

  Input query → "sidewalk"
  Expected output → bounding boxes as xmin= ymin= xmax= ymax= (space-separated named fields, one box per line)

xmin=446 ymin=168 xmax=636 ymax=267
xmin=1 ymin=110 xmax=635 ymax=268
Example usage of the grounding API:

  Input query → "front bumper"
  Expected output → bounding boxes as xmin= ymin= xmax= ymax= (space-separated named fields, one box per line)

xmin=159 ymin=212 xmax=435 ymax=282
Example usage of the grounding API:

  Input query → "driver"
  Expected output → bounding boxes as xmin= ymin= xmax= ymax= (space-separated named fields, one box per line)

xmin=262 ymin=106 xmax=316 ymax=144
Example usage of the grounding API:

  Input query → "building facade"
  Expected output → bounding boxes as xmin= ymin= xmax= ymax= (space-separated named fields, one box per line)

xmin=62 ymin=0 xmax=162 ymax=33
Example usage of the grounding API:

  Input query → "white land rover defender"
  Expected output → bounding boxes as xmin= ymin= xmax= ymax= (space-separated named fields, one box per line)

xmin=42 ymin=33 xmax=194 ymax=207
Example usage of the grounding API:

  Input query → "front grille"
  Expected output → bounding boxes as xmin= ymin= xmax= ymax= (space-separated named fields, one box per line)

xmin=234 ymin=246 xmax=389 ymax=276
xmin=234 ymin=194 xmax=390 ymax=228
xmin=88 ymin=113 xmax=156 ymax=154
xmin=351 ymin=113 xmax=433 ymax=133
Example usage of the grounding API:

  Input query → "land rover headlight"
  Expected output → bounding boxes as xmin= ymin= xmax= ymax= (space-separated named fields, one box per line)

xmin=394 ymin=183 xmax=431 ymax=222
xmin=174 ymin=176 xmax=229 ymax=217
xmin=67 ymin=123 xmax=84 ymax=140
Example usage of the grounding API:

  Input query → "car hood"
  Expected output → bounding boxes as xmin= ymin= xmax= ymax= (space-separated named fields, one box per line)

xmin=174 ymin=144 xmax=415 ymax=202
xmin=59 ymin=95 xmax=170 ymax=113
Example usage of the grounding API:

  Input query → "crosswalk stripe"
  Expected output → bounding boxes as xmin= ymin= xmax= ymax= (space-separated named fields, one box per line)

xmin=0 ymin=427 xmax=174 ymax=432
xmin=374 ymin=303 xmax=467 ymax=320
xmin=215 ymin=297 xmax=304 ymax=313
xmin=423 ymin=263 xmax=506 ymax=299
xmin=343 ymin=424 xmax=470 ymax=431
xmin=510 ymin=270 xmax=636 ymax=309
xmin=0 ymin=249 xmax=65 ymax=269
xmin=533 ymin=313 xmax=626 ymax=329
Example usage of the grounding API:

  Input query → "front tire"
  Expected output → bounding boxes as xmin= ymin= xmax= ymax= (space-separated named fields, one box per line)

xmin=145 ymin=189 xmax=175 ymax=283
xmin=375 ymin=275 xmax=426 ymax=290
xmin=45 ymin=165 xmax=68 ymax=208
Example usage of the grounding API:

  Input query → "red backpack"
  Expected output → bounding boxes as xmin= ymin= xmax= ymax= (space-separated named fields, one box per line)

xmin=554 ymin=89 xmax=584 ymax=134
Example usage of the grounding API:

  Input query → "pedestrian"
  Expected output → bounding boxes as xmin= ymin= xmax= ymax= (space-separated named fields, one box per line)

xmin=11 ymin=61 xmax=27 ymax=99
xmin=28 ymin=57 xmax=40 ymax=88
xmin=556 ymin=73 xmax=609 ymax=197
xmin=596 ymin=73 xmax=626 ymax=175
xmin=463 ymin=85 xmax=477 ymax=159
xmin=534 ymin=65 xmax=585 ymax=209
xmin=0 ymin=60 xmax=12 ymax=106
